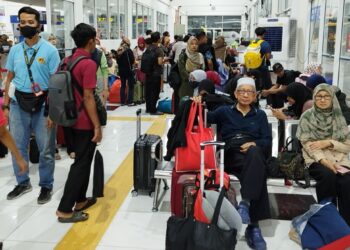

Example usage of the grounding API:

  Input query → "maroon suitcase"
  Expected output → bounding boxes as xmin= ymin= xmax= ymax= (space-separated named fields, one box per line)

xmin=170 ymin=169 xmax=197 ymax=217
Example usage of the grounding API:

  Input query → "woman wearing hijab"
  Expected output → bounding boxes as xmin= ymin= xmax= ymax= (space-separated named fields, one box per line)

xmin=271 ymin=82 xmax=313 ymax=120
xmin=178 ymin=36 xmax=205 ymax=99
xmin=296 ymin=84 xmax=350 ymax=225
xmin=189 ymin=69 xmax=207 ymax=96
xmin=214 ymin=36 xmax=227 ymax=62
xmin=116 ymin=37 xmax=136 ymax=105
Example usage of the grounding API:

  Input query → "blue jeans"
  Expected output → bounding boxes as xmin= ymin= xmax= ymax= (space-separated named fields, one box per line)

xmin=9 ymin=99 xmax=56 ymax=189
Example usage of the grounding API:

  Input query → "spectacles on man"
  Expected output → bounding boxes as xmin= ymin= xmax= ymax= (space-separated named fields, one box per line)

xmin=237 ymin=89 xmax=256 ymax=95
xmin=315 ymin=94 xmax=332 ymax=101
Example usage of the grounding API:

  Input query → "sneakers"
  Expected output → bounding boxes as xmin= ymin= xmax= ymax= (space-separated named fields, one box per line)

xmin=245 ymin=226 xmax=267 ymax=250
xmin=37 ymin=187 xmax=53 ymax=204
xmin=237 ymin=201 xmax=251 ymax=224
xmin=7 ymin=184 xmax=32 ymax=200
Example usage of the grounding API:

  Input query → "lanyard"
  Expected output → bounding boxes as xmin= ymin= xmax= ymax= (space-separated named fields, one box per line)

xmin=23 ymin=45 xmax=39 ymax=85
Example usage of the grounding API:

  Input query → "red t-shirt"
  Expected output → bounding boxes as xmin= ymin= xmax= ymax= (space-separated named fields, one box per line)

xmin=0 ymin=108 xmax=7 ymax=127
xmin=69 ymin=48 xmax=97 ymax=130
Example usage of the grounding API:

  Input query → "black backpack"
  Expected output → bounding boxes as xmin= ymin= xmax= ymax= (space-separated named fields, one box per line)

xmin=141 ymin=48 xmax=157 ymax=74
xmin=168 ymin=50 xmax=187 ymax=90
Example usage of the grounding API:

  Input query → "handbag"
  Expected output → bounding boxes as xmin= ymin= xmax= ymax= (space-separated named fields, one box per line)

xmin=175 ymin=102 xmax=216 ymax=172
xmin=15 ymin=89 xmax=47 ymax=113
xmin=166 ymin=189 xmax=237 ymax=250
xmin=278 ymin=137 xmax=310 ymax=188
xmin=157 ymin=97 xmax=172 ymax=114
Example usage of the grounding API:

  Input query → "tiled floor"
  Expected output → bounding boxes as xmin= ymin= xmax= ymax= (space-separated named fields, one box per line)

xmin=0 ymin=85 xmax=314 ymax=249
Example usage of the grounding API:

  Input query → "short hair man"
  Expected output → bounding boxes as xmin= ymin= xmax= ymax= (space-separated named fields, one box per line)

xmin=196 ymin=30 xmax=218 ymax=71
xmin=194 ymin=77 xmax=271 ymax=250
xmin=56 ymin=23 xmax=102 ymax=223
xmin=3 ymin=6 xmax=60 ymax=203
xmin=144 ymin=32 xmax=164 ymax=115
xmin=262 ymin=62 xmax=301 ymax=108
xmin=253 ymin=27 xmax=272 ymax=92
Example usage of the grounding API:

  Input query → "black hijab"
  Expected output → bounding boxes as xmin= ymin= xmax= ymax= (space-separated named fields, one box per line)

xmin=286 ymin=82 xmax=313 ymax=118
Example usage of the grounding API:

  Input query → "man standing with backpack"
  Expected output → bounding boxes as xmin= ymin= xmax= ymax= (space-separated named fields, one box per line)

xmin=2 ymin=6 xmax=60 ymax=203
xmin=56 ymin=23 xmax=102 ymax=223
xmin=142 ymin=32 xmax=164 ymax=115
xmin=245 ymin=27 xmax=272 ymax=93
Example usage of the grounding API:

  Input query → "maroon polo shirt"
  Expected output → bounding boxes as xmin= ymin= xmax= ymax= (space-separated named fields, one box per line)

xmin=68 ymin=48 xmax=97 ymax=130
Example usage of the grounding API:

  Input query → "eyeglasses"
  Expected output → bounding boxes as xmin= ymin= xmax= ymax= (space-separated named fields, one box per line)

xmin=315 ymin=94 xmax=332 ymax=101
xmin=236 ymin=89 xmax=256 ymax=95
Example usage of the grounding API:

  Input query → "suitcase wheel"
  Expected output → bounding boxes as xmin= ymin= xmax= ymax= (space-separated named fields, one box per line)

xmin=131 ymin=190 xmax=138 ymax=197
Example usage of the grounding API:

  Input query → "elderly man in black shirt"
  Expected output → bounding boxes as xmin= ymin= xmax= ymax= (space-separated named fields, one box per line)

xmin=194 ymin=77 xmax=271 ymax=250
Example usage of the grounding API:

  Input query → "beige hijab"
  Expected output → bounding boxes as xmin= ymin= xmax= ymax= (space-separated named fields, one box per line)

xmin=185 ymin=36 xmax=204 ymax=72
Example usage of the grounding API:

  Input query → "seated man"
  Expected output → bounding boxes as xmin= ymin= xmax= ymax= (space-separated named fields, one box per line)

xmin=194 ymin=77 xmax=271 ymax=250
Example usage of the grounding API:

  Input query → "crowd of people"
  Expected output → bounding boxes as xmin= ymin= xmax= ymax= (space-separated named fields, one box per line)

xmin=0 ymin=5 xmax=350 ymax=250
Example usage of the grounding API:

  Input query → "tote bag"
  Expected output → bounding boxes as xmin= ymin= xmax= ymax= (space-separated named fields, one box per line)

xmin=175 ymin=102 xmax=216 ymax=172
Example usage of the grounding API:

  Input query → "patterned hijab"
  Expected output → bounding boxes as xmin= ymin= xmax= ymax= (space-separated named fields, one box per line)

xmin=297 ymin=84 xmax=349 ymax=142
xmin=304 ymin=62 xmax=321 ymax=74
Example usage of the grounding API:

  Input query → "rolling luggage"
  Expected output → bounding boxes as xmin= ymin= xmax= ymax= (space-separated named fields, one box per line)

xmin=170 ymin=169 xmax=197 ymax=217
xmin=109 ymin=79 xmax=122 ymax=103
xmin=132 ymin=109 xmax=163 ymax=196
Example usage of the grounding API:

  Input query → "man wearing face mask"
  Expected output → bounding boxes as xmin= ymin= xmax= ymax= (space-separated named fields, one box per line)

xmin=2 ymin=7 xmax=60 ymax=203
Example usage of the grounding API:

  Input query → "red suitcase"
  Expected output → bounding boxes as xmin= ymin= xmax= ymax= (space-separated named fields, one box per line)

xmin=170 ymin=169 xmax=197 ymax=217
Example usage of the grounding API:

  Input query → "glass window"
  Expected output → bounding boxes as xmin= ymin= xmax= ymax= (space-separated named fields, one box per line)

xmin=223 ymin=16 xmax=241 ymax=32
xmin=51 ymin=0 xmax=75 ymax=56
xmin=188 ymin=16 xmax=206 ymax=31
xmin=83 ymin=0 xmax=94 ymax=27
xmin=109 ymin=0 xmax=119 ymax=39
xmin=120 ymin=0 xmax=127 ymax=38
xmin=308 ymin=0 xmax=321 ymax=63
xmin=322 ymin=0 xmax=338 ymax=84
xmin=338 ymin=0 xmax=350 ymax=95
xmin=207 ymin=16 xmax=222 ymax=29
xmin=157 ymin=12 xmax=168 ymax=34
xmin=96 ymin=0 xmax=108 ymax=39
xmin=323 ymin=0 xmax=338 ymax=56
xmin=132 ymin=2 xmax=152 ymax=38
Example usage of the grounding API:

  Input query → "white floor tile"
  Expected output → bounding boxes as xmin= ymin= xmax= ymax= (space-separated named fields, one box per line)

xmin=7 ymin=206 xmax=71 ymax=243
xmin=0 ymin=205 xmax=38 ymax=241
xmin=99 ymin=211 xmax=170 ymax=249
xmin=2 ymin=240 xmax=56 ymax=250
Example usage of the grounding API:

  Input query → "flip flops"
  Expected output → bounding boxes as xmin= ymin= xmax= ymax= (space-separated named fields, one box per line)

xmin=74 ymin=197 xmax=97 ymax=212
xmin=58 ymin=211 xmax=89 ymax=223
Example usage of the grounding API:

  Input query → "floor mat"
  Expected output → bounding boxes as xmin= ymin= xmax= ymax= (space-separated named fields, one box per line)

xmin=269 ymin=193 xmax=316 ymax=220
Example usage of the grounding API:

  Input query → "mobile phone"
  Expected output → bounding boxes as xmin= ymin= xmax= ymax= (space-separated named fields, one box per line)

xmin=32 ymin=83 xmax=43 ymax=97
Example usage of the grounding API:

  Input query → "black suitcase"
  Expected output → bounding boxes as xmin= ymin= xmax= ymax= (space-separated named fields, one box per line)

xmin=132 ymin=109 xmax=162 ymax=196
xmin=29 ymin=135 xmax=39 ymax=164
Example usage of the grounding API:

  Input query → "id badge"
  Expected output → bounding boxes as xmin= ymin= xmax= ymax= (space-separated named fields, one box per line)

xmin=32 ymin=83 xmax=43 ymax=97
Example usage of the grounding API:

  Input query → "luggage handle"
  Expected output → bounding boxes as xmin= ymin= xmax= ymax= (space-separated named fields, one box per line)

xmin=203 ymin=102 xmax=208 ymax=128
xmin=151 ymin=138 xmax=163 ymax=164
xmin=136 ymin=108 xmax=142 ymax=139
xmin=200 ymin=141 xmax=225 ymax=192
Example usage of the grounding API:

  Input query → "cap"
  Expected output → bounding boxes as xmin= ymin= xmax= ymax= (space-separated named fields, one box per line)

xmin=272 ymin=63 xmax=284 ymax=73
xmin=237 ymin=77 xmax=256 ymax=89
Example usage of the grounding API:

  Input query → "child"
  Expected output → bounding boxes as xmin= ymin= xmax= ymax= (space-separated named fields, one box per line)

xmin=0 ymin=107 xmax=28 ymax=173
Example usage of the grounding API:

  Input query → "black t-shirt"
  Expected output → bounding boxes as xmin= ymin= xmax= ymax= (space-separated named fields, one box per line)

xmin=276 ymin=70 xmax=301 ymax=86
xmin=149 ymin=44 xmax=164 ymax=76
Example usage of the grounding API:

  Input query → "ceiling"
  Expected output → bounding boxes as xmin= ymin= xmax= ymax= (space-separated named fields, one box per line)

xmin=5 ymin=0 xmax=45 ymax=7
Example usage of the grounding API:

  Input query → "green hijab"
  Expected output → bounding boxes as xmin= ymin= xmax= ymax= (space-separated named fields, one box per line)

xmin=296 ymin=84 xmax=350 ymax=142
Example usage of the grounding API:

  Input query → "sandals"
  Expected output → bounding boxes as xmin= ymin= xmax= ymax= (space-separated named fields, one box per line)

xmin=74 ymin=197 xmax=97 ymax=212
xmin=58 ymin=211 xmax=89 ymax=223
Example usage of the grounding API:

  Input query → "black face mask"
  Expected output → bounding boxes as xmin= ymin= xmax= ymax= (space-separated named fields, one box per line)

xmin=20 ymin=26 xmax=38 ymax=39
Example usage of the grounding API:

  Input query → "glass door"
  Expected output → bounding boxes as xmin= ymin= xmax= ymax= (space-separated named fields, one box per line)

xmin=51 ymin=0 xmax=75 ymax=56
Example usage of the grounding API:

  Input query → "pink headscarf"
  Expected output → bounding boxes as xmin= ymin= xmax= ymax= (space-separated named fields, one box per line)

xmin=138 ymin=37 xmax=145 ymax=51
xmin=206 ymin=71 xmax=221 ymax=85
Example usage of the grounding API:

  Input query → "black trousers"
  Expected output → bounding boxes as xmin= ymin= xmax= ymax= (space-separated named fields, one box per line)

xmin=309 ymin=162 xmax=350 ymax=226
xmin=62 ymin=126 xmax=75 ymax=154
xmin=225 ymin=146 xmax=271 ymax=222
xmin=145 ymin=74 xmax=161 ymax=113
xmin=58 ymin=129 xmax=96 ymax=213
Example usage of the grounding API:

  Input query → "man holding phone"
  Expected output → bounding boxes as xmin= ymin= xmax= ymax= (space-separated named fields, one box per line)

xmin=2 ymin=6 xmax=60 ymax=203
